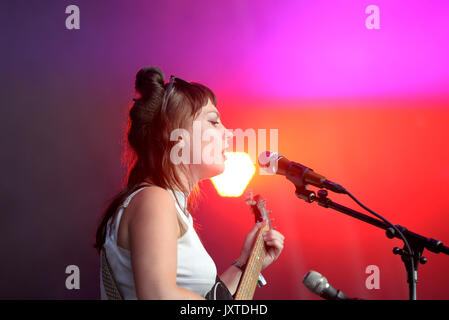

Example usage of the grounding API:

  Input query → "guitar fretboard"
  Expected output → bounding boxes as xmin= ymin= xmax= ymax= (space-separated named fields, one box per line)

xmin=234 ymin=223 xmax=269 ymax=300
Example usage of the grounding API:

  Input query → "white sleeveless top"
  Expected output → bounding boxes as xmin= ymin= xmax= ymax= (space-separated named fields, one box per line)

xmin=100 ymin=186 xmax=217 ymax=299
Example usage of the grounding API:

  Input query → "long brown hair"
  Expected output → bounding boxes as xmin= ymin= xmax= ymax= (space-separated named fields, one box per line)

xmin=94 ymin=66 xmax=217 ymax=253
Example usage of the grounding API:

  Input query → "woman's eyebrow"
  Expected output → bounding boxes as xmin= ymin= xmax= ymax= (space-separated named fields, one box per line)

xmin=207 ymin=110 xmax=220 ymax=118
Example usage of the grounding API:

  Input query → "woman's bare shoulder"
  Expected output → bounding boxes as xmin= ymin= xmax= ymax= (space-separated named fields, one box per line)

xmin=127 ymin=185 xmax=176 ymax=218
xmin=117 ymin=185 xmax=178 ymax=250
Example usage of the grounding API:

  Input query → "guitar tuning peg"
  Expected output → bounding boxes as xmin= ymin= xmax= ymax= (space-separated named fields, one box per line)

xmin=246 ymin=200 xmax=256 ymax=206
xmin=245 ymin=190 xmax=256 ymax=205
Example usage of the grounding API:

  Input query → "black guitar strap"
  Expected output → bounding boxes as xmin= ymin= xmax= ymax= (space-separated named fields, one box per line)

xmin=204 ymin=275 xmax=234 ymax=300
xmin=101 ymin=248 xmax=124 ymax=300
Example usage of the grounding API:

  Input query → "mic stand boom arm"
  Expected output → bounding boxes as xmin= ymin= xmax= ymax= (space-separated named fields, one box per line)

xmin=294 ymin=185 xmax=449 ymax=300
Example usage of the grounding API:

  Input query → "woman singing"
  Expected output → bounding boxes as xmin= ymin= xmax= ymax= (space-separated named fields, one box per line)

xmin=94 ymin=66 xmax=285 ymax=299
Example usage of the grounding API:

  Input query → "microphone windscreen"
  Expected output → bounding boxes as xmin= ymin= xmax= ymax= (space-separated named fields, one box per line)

xmin=302 ymin=270 xmax=328 ymax=295
xmin=258 ymin=151 xmax=279 ymax=174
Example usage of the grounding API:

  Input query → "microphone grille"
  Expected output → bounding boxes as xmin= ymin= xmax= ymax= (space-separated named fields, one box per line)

xmin=302 ymin=270 xmax=329 ymax=295
xmin=258 ymin=151 xmax=280 ymax=174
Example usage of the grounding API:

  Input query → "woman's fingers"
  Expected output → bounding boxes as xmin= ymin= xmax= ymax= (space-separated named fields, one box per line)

xmin=263 ymin=229 xmax=285 ymax=242
xmin=263 ymin=232 xmax=284 ymax=249
xmin=260 ymin=227 xmax=285 ymax=269
xmin=246 ymin=220 xmax=266 ymax=239
xmin=263 ymin=229 xmax=285 ymax=258
xmin=265 ymin=239 xmax=284 ymax=261
xmin=265 ymin=238 xmax=283 ymax=247
xmin=264 ymin=239 xmax=284 ymax=250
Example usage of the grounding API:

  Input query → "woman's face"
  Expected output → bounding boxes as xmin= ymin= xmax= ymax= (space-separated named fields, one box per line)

xmin=184 ymin=99 xmax=233 ymax=181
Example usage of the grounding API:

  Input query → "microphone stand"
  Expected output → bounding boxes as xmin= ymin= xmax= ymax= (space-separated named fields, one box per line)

xmin=294 ymin=184 xmax=449 ymax=300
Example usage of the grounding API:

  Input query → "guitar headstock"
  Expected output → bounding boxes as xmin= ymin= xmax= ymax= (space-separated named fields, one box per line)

xmin=245 ymin=190 xmax=272 ymax=228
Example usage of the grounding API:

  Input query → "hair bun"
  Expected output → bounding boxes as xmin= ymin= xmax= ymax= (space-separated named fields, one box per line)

xmin=135 ymin=66 xmax=165 ymax=99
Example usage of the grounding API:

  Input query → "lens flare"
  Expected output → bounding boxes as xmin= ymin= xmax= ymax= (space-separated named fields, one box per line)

xmin=210 ymin=152 xmax=256 ymax=197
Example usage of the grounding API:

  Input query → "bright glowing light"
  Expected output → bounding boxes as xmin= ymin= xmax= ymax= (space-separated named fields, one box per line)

xmin=210 ymin=152 xmax=256 ymax=197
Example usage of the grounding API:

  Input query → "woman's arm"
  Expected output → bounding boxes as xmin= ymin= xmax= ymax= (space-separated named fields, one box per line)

xmin=219 ymin=264 xmax=243 ymax=295
xmin=128 ymin=186 xmax=205 ymax=300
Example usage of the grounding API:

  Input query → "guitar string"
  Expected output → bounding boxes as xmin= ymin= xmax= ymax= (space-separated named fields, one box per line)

xmin=251 ymin=230 xmax=265 ymax=293
xmin=239 ymin=201 xmax=265 ymax=299
xmin=238 ymin=226 xmax=266 ymax=299
xmin=240 ymin=200 xmax=268 ymax=299
xmin=247 ymin=227 xmax=265 ymax=298
xmin=237 ymin=229 xmax=260 ymax=299
xmin=245 ymin=228 xmax=264 ymax=297
xmin=239 ymin=228 xmax=259 ymax=298
xmin=237 ymin=199 xmax=271 ymax=299
xmin=247 ymin=231 xmax=264 ymax=297
xmin=238 ymin=232 xmax=258 ymax=299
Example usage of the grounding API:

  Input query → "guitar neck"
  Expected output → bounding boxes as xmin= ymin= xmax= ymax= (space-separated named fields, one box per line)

xmin=234 ymin=223 xmax=269 ymax=300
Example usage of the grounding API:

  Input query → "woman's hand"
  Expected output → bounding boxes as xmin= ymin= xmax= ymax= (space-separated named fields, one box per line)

xmin=238 ymin=220 xmax=285 ymax=271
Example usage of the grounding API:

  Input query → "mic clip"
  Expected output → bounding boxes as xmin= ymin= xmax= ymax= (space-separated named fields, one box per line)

xmin=295 ymin=186 xmax=316 ymax=203
xmin=287 ymin=162 xmax=316 ymax=203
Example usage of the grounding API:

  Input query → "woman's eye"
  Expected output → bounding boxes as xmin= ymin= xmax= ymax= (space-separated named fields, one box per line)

xmin=209 ymin=120 xmax=220 ymax=126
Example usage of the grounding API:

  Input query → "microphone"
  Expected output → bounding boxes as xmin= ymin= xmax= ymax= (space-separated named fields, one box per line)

xmin=302 ymin=270 xmax=355 ymax=300
xmin=258 ymin=151 xmax=346 ymax=194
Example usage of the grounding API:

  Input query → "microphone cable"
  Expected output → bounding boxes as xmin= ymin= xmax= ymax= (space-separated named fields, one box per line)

xmin=341 ymin=187 xmax=416 ymax=300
